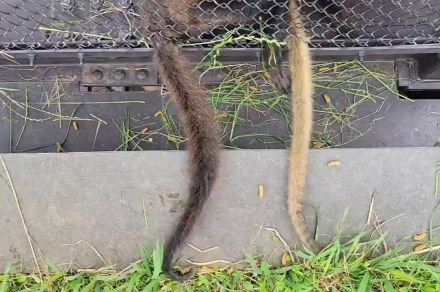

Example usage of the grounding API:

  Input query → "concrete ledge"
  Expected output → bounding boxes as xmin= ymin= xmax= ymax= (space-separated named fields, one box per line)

xmin=1 ymin=149 xmax=439 ymax=271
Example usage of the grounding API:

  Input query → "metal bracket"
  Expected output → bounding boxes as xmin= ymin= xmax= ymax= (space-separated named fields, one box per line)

xmin=397 ymin=56 xmax=440 ymax=91
xmin=81 ymin=64 xmax=158 ymax=86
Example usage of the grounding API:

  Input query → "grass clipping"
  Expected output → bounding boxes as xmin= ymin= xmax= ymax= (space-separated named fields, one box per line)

xmin=1 ymin=232 xmax=439 ymax=291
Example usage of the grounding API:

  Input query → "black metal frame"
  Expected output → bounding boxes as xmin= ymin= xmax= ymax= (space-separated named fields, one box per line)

xmin=4 ymin=44 xmax=440 ymax=64
xmin=2 ymin=45 xmax=439 ymax=91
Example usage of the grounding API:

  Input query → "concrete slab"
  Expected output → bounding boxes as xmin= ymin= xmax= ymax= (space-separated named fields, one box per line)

xmin=1 ymin=149 xmax=439 ymax=272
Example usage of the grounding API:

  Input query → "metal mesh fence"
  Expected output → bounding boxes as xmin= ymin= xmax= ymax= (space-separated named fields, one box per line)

xmin=1 ymin=0 xmax=440 ymax=50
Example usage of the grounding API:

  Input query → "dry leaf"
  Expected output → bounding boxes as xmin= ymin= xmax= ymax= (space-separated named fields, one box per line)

xmin=312 ymin=141 xmax=323 ymax=149
xmin=154 ymin=111 xmax=162 ymax=117
xmin=72 ymin=121 xmax=79 ymax=131
xmin=318 ymin=66 xmax=331 ymax=73
xmin=333 ymin=63 xmax=339 ymax=73
xmin=413 ymin=243 xmax=427 ymax=252
xmin=323 ymin=94 xmax=331 ymax=104
xmin=168 ymin=137 xmax=178 ymax=143
xmin=226 ymin=267 xmax=234 ymax=274
xmin=281 ymin=252 xmax=291 ymax=266
xmin=327 ymin=160 xmax=341 ymax=168
xmin=178 ymin=266 xmax=192 ymax=274
xmin=258 ymin=184 xmax=265 ymax=198
xmin=216 ymin=111 xmax=228 ymax=119
xmin=200 ymin=266 xmax=214 ymax=274
xmin=56 ymin=142 xmax=64 ymax=153
xmin=412 ymin=232 xmax=427 ymax=242
xmin=140 ymin=127 xmax=149 ymax=135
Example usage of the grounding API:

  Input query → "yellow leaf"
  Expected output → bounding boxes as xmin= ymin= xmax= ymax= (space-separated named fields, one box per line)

xmin=412 ymin=232 xmax=427 ymax=242
xmin=72 ymin=121 xmax=79 ymax=131
xmin=56 ymin=142 xmax=64 ymax=153
xmin=168 ymin=137 xmax=178 ymax=143
xmin=281 ymin=252 xmax=291 ymax=266
xmin=258 ymin=184 xmax=265 ymax=198
xmin=216 ymin=111 xmax=228 ymax=119
xmin=312 ymin=141 xmax=323 ymax=149
xmin=178 ymin=266 xmax=192 ymax=274
xmin=200 ymin=266 xmax=214 ymax=274
xmin=226 ymin=267 xmax=234 ymax=274
xmin=327 ymin=160 xmax=341 ymax=168
xmin=323 ymin=94 xmax=331 ymax=104
xmin=413 ymin=244 xmax=427 ymax=252
xmin=140 ymin=127 xmax=149 ymax=135
xmin=319 ymin=66 xmax=331 ymax=73
xmin=154 ymin=111 xmax=162 ymax=117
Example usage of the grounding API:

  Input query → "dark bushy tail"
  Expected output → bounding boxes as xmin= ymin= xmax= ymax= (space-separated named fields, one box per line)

xmin=152 ymin=35 xmax=220 ymax=281
xmin=161 ymin=163 xmax=216 ymax=281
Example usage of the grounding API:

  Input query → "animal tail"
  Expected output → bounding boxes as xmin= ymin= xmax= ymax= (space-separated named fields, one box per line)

xmin=152 ymin=35 xmax=220 ymax=281
xmin=287 ymin=0 xmax=321 ymax=253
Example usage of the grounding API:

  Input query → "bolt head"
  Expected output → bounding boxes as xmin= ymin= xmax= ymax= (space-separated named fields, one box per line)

xmin=136 ymin=69 xmax=149 ymax=80
xmin=112 ymin=69 xmax=126 ymax=81
xmin=91 ymin=69 xmax=104 ymax=81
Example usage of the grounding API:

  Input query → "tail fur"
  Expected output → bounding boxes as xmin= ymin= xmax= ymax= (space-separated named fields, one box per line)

xmin=152 ymin=35 xmax=220 ymax=281
xmin=287 ymin=0 xmax=321 ymax=253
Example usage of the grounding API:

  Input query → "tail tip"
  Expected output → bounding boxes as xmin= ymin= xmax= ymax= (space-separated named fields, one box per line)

xmin=164 ymin=266 xmax=195 ymax=282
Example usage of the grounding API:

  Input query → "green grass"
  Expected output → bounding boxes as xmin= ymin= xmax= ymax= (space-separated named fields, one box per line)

xmin=196 ymin=39 xmax=405 ymax=149
xmin=206 ymin=63 xmax=290 ymax=147
xmin=115 ymin=118 xmax=145 ymax=151
xmin=5 ymin=27 xmax=406 ymax=151
xmin=102 ymin=53 xmax=402 ymax=151
xmin=1 ymin=232 xmax=439 ymax=291
xmin=312 ymin=60 xmax=401 ymax=148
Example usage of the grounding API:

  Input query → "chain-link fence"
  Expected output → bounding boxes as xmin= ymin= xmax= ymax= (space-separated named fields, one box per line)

xmin=1 ymin=0 xmax=440 ymax=50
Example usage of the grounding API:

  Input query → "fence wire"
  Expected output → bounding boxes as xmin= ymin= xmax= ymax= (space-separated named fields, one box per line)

xmin=1 ymin=0 xmax=440 ymax=50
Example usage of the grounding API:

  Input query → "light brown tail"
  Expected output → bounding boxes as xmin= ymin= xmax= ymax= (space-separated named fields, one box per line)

xmin=287 ymin=0 xmax=321 ymax=253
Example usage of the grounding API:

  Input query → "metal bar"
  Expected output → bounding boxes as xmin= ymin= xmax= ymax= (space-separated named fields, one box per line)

xmin=2 ymin=45 xmax=440 ymax=66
